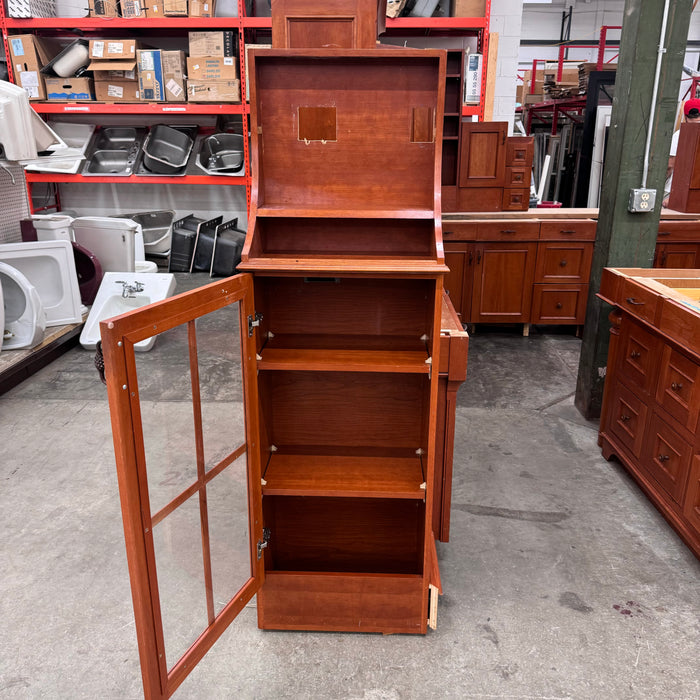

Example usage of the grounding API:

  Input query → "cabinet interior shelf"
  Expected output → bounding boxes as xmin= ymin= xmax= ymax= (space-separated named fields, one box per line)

xmin=258 ymin=347 xmax=430 ymax=373
xmin=241 ymin=255 xmax=448 ymax=274
xmin=261 ymin=451 xmax=426 ymax=499
xmin=255 ymin=207 xmax=435 ymax=219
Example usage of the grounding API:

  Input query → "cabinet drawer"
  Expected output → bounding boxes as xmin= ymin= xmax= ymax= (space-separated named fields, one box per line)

xmin=683 ymin=455 xmax=700 ymax=536
xmin=619 ymin=278 xmax=659 ymax=324
xmin=539 ymin=221 xmax=597 ymax=240
xmin=657 ymin=220 xmax=700 ymax=241
xmin=475 ymin=221 xmax=539 ymax=240
xmin=535 ymin=242 xmax=593 ymax=283
xmin=531 ymin=284 xmax=587 ymax=324
xmin=655 ymin=346 xmax=700 ymax=432
xmin=616 ymin=319 xmax=662 ymax=395
xmin=643 ymin=412 xmax=692 ymax=505
xmin=505 ymin=166 xmax=529 ymax=187
xmin=505 ymin=136 xmax=534 ymax=166
xmin=607 ymin=381 xmax=648 ymax=458
xmin=502 ymin=188 xmax=530 ymax=211
xmin=442 ymin=222 xmax=477 ymax=240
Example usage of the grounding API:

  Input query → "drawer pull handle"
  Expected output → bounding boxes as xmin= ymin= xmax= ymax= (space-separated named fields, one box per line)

xmin=556 ymin=302 xmax=563 ymax=309
xmin=620 ymin=414 xmax=631 ymax=422
xmin=630 ymin=350 xmax=641 ymax=359
xmin=501 ymin=229 xmax=517 ymax=234
xmin=560 ymin=230 xmax=576 ymax=234
xmin=671 ymin=382 xmax=683 ymax=391
xmin=625 ymin=297 xmax=645 ymax=305
xmin=559 ymin=260 xmax=568 ymax=267
xmin=658 ymin=231 xmax=670 ymax=236
xmin=658 ymin=454 xmax=670 ymax=463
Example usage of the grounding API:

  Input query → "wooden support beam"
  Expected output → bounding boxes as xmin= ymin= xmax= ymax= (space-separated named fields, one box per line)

xmin=575 ymin=0 xmax=694 ymax=420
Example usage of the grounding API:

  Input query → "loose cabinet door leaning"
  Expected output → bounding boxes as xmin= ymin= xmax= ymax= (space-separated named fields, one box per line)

xmin=101 ymin=274 xmax=264 ymax=700
xmin=458 ymin=121 xmax=507 ymax=188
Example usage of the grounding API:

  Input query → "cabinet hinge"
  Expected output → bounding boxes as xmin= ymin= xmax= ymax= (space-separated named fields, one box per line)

xmin=257 ymin=527 xmax=271 ymax=559
xmin=248 ymin=312 xmax=263 ymax=336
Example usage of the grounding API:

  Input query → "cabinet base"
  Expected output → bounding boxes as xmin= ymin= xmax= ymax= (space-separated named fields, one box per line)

xmin=257 ymin=571 xmax=426 ymax=634
xmin=600 ymin=432 xmax=700 ymax=560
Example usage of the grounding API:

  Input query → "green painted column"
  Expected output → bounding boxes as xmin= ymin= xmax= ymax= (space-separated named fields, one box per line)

xmin=575 ymin=0 xmax=694 ymax=420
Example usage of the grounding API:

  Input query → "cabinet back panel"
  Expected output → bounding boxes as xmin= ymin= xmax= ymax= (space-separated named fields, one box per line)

xmin=253 ymin=54 xmax=441 ymax=211
xmin=256 ymin=277 xmax=434 ymax=339
xmin=262 ymin=371 xmax=427 ymax=448
xmin=256 ymin=218 xmax=434 ymax=257
xmin=263 ymin=496 xmax=424 ymax=574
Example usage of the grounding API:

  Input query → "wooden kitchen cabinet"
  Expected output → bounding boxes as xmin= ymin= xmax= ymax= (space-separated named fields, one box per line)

xmin=470 ymin=241 xmax=537 ymax=324
xmin=654 ymin=243 xmax=700 ymax=268
xmin=101 ymin=49 xmax=464 ymax=699
xmin=599 ymin=267 xmax=700 ymax=562
xmin=444 ymin=242 xmax=471 ymax=320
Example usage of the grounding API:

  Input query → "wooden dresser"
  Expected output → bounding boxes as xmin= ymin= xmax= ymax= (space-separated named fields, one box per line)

xmin=598 ymin=268 xmax=700 ymax=560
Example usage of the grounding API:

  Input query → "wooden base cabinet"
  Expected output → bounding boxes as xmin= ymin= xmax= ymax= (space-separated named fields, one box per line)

xmin=101 ymin=50 xmax=466 ymax=699
xmin=599 ymin=267 xmax=700 ymax=562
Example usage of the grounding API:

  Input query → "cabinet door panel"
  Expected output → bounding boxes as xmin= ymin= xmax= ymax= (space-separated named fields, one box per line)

xmin=642 ymin=412 xmax=692 ymax=505
xmin=470 ymin=242 xmax=536 ymax=323
xmin=683 ymin=455 xmax=700 ymax=536
xmin=458 ymin=121 xmax=507 ymax=187
xmin=653 ymin=243 xmax=700 ymax=269
xmin=616 ymin=319 xmax=662 ymax=396
xmin=655 ymin=345 xmax=700 ymax=432
xmin=535 ymin=242 xmax=593 ymax=283
xmin=606 ymin=381 xmax=648 ymax=458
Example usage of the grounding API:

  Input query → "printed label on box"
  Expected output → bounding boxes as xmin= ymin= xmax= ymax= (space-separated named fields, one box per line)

xmin=166 ymin=78 xmax=183 ymax=98
xmin=92 ymin=41 xmax=104 ymax=58
xmin=224 ymin=57 xmax=233 ymax=66
xmin=140 ymin=54 xmax=155 ymax=70
xmin=11 ymin=38 xmax=25 ymax=56
xmin=19 ymin=70 xmax=39 ymax=87
xmin=107 ymin=84 xmax=124 ymax=98
xmin=108 ymin=42 xmax=124 ymax=55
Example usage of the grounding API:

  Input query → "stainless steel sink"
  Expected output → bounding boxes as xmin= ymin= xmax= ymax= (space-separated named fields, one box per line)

xmin=196 ymin=133 xmax=244 ymax=175
xmin=112 ymin=210 xmax=175 ymax=256
xmin=141 ymin=125 xmax=194 ymax=174
xmin=94 ymin=127 xmax=145 ymax=150
xmin=82 ymin=149 xmax=137 ymax=176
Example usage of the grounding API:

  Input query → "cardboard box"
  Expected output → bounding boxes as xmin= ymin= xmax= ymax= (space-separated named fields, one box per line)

xmin=45 ymin=77 xmax=94 ymax=101
xmin=89 ymin=39 xmax=138 ymax=61
xmin=163 ymin=0 xmax=188 ymax=15
xmin=187 ymin=56 xmax=237 ymax=81
xmin=189 ymin=0 xmax=215 ymax=16
xmin=464 ymin=53 xmax=482 ymax=104
xmin=120 ymin=0 xmax=147 ymax=17
xmin=89 ymin=0 xmax=119 ymax=17
xmin=161 ymin=50 xmax=187 ymax=102
xmin=144 ymin=0 xmax=165 ymax=16
xmin=95 ymin=80 xmax=141 ymax=102
xmin=189 ymin=31 xmax=236 ymax=57
xmin=452 ymin=0 xmax=485 ymax=17
xmin=90 ymin=60 xmax=138 ymax=82
xmin=7 ymin=34 xmax=56 ymax=100
xmin=137 ymin=49 xmax=165 ymax=101
xmin=187 ymin=79 xmax=240 ymax=103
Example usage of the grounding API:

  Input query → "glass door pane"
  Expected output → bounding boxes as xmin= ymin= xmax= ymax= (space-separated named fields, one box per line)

xmin=101 ymin=275 xmax=262 ymax=700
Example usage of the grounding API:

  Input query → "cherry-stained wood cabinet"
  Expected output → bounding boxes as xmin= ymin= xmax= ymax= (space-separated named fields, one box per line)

xmin=599 ymin=267 xmax=700 ymax=562
xmin=101 ymin=49 xmax=466 ymax=699
xmin=458 ymin=121 xmax=508 ymax=188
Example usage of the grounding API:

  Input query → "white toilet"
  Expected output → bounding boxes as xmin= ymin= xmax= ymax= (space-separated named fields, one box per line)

xmin=80 ymin=272 xmax=176 ymax=352
xmin=71 ymin=217 xmax=143 ymax=273
xmin=0 ymin=261 xmax=47 ymax=350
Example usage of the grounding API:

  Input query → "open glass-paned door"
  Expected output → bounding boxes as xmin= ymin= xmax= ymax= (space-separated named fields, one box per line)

xmin=100 ymin=274 xmax=263 ymax=700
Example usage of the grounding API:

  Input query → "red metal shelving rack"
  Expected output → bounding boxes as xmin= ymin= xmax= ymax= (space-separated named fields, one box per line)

xmin=1 ymin=1 xmax=491 ymax=209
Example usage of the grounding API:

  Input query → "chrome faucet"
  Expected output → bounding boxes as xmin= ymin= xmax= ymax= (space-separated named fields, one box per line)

xmin=116 ymin=280 xmax=145 ymax=298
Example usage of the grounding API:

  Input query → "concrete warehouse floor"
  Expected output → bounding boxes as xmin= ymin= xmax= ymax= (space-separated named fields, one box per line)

xmin=1 ymin=272 xmax=698 ymax=700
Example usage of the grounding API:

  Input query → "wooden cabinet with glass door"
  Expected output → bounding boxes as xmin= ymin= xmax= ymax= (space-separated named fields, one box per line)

xmin=101 ymin=48 xmax=464 ymax=699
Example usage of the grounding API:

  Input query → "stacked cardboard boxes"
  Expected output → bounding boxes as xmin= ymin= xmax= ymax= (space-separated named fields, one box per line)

xmin=89 ymin=39 xmax=139 ymax=102
xmin=136 ymin=49 xmax=187 ymax=102
xmin=187 ymin=31 xmax=239 ymax=102
xmin=7 ymin=34 xmax=57 ymax=101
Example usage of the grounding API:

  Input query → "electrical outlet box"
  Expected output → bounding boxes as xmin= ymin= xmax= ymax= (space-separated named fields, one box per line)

xmin=628 ymin=188 xmax=657 ymax=213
